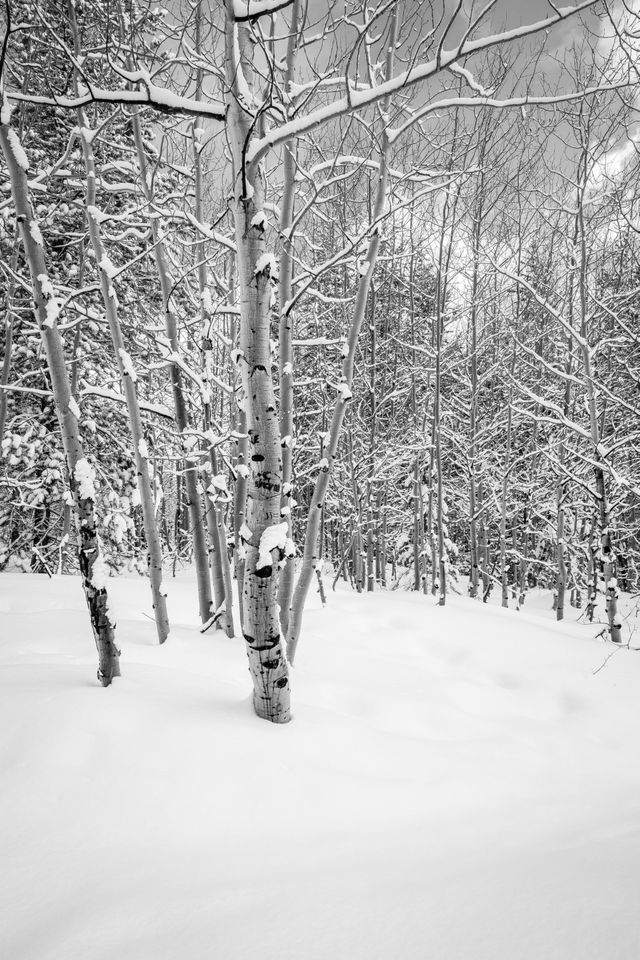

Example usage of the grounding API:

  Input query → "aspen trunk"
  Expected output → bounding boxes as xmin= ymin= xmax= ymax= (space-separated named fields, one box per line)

xmin=130 ymin=109 xmax=213 ymax=625
xmin=0 ymin=116 xmax=119 ymax=683
xmin=225 ymin=8 xmax=290 ymax=721
xmin=193 ymin=3 xmax=234 ymax=637
xmin=0 ymin=243 xmax=17 ymax=448
xmin=575 ymin=197 xmax=621 ymax=643
xmin=68 ymin=17 xmax=169 ymax=642
xmin=556 ymin=470 xmax=567 ymax=622
xmin=276 ymin=0 xmax=301 ymax=636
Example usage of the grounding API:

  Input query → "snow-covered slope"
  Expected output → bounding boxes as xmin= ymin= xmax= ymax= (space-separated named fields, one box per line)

xmin=1 ymin=572 xmax=639 ymax=960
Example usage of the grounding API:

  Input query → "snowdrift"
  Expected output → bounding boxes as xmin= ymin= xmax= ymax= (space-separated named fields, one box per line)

xmin=1 ymin=572 xmax=639 ymax=960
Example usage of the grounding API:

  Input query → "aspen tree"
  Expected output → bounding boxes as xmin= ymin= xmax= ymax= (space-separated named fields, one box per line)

xmin=0 ymin=109 xmax=120 ymax=683
xmin=130 ymin=109 xmax=213 ymax=625
xmin=68 ymin=2 xmax=169 ymax=643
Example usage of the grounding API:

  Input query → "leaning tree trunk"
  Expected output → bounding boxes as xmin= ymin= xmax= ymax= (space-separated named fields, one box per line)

xmin=225 ymin=8 xmax=291 ymax=722
xmin=0 ymin=242 xmax=18 ymax=448
xmin=67 ymin=11 xmax=169 ymax=642
xmin=286 ymin=8 xmax=399 ymax=664
xmin=0 ymin=113 xmax=120 ymax=684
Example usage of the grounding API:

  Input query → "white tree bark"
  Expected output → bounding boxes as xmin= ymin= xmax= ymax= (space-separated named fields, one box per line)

xmin=68 ymin=4 xmax=169 ymax=643
xmin=0 ymin=113 xmax=120 ymax=683
xmin=130 ymin=108 xmax=213 ymax=624
xmin=225 ymin=6 xmax=291 ymax=721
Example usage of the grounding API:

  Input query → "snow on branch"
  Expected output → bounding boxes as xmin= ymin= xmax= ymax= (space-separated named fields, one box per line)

xmin=7 ymin=84 xmax=226 ymax=120
xmin=233 ymin=0 xmax=294 ymax=20
xmin=256 ymin=522 xmax=295 ymax=574
xmin=246 ymin=0 xmax=602 ymax=163
xmin=79 ymin=384 xmax=173 ymax=420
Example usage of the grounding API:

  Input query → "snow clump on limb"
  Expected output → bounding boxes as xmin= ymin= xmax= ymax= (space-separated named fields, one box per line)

xmin=87 ymin=205 xmax=109 ymax=224
xmin=7 ymin=128 xmax=29 ymax=171
xmin=254 ymin=252 xmax=277 ymax=277
xmin=256 ymin=522 xmax=294 ymax=575
xmin=30 ymin=222 xmax=44 ymax=246
xmin=118 ymin=348 xmax=137 ymax=381
xmin=74 ymin=458 xmax=96 ymax=500
xmin=90 ymin=552 xmax=110 ymax=590
xmin=99 ymin=255 xmax=118 ymax=279
xmin=37 ymin=274 xmax=62 ymax=327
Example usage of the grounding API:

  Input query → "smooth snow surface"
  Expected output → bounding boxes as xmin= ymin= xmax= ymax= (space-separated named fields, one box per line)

xmin=1 ymin=573 xmax=640 ymax=960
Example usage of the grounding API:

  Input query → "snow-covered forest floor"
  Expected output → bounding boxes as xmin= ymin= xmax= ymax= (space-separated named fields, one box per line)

xmin=2 ymin=572 xmax=640 ymax=960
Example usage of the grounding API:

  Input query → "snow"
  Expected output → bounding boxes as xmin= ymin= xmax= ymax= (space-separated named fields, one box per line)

xmin=68 ymin=397 xmax=81 ymax=420
xmin=99 ymin=254 xmax=118 ymax=279
xmin=30 ymin=222 xmax=44 ymax=246
xmin=256 ymin=521 xmax=289 ymax=570
xmin=87 ymin=204 xmax=109 ymax=224
xmin=74 ymin=458 xmax=96 ymax=500
xmin=209 ymin=474 xmax=228 ymax=494
xmin=90 ymin=553 xmax=110 ymax=590
xmin=7 ymin=128 xmax=29 ymax=171
xmin=138 ymin=438 xmax=149 ymax=459
xmin=118 ymin=348 xmax=138 ymax=382
xmin=37 ymin=274 xmax=61 ymax=327
xmin=37 ymin=274 xmax=54 ymax=298
xmin=254 ymin=252 xmax=277 ymax=277
xmin=233 ymin=0 xmax=289 ymax=18
xmin=1 ymin=572 xmax=640 ymax=960
xmin=201 ymin=288 xmax=213 ymax=314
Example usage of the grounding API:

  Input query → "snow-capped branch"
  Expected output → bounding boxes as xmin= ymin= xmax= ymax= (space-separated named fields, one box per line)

xmin=7 ymin=85 xmax=226 ymax=120
xmin=233 ymin=0 xmax=294 ymax=21
xmin=247 ymin=0 xmax=601 ymax=163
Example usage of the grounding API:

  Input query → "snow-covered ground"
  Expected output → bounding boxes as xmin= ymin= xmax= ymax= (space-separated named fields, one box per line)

xmin=1 ymin=571 xmax=639 ymax=960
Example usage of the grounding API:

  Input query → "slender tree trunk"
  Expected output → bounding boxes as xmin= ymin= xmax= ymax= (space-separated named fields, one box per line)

xmin=68 ymin=10 xmax=169 ymax=642
xmin=576 ymin=185 xmax=621 ymax=642
xmin=131 ymin=108 xmax=212 ymax=624
xmin=276 ymin=0 xmax=301 ymax=636
xmin=0 ymin=243 xmax=18 ymax=448
xmin=191 ymin=12 xmax=235 ymax=637
xmin=0 ymin=116 xmax=119 ymax=683
xmin=225 ymin=8 xmax=291 ymax=720
xmin=286 ymin=10 xmax=398 ymax=664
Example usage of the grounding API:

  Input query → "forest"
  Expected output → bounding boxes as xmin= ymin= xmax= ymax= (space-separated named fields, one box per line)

xmin=2 ymin=2 xmax=640 ymax=958
xmin=2 ymin=0 xmax=639 ymax=716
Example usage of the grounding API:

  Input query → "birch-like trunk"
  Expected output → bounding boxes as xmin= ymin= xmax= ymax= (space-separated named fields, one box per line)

xmin=0 ymin=115 xmax=120 ymax=683
xmin=131 ymin=110 xmax=213 ymax=624
xmin=193 ymin=2 xmax=234 ymax=637
xmin=0 ymin=242 xmax=18 ymax=448
xmin=576 ymin=197 xmax=621 ymax=642
xmin=68 ymin=11 xmax=169 ymax=642
xmin=285 ymin=11 xmax=399 ymax=663
xmin=276 ymin=0 xmax=301 ymax=636
xmin=225 ymin=8 xmax=290 ymax=721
